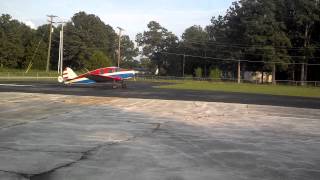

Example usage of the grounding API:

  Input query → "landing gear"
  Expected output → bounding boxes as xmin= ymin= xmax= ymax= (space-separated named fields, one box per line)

xmin=112 ymin=80 xmax=118 ymax=89
xmin=111 ymin=80 xmax=127 ymax=89
xmin=58 ymin=76 xmax=64 ymax=83
xmin=121 ymin=81 xmax=127 ymax=89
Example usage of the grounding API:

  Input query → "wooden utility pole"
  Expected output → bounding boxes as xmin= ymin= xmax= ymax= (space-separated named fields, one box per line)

xmin=182 ymin=54 xmax=186 ymax=77
xmin=272 ymin=63 xmax=276 ymax=85
xmin=57 ymin=22 xmax=67 ymax=75
xmin=301 ymin=63 xmax=305 ymax=85
xmin=117 ymin=27 xmax=124 ymax=67
xmin=46 ymin=15 xmax=57 ymax=72
xmin=237 ymin=60 xmax=241 ymax=84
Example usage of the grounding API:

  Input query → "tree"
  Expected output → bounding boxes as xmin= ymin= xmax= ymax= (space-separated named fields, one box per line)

xmin=120 ymin=35 xmax=138 ymax=68
xmin=84 ymin=50 xmax=112 ymax=70
xmin=136 ymin=21 xmax=178 ymax=75
xmin=0 ymin=14 xmax=32 ymax=68
xmin=181 ymin=25 xmax=209 ymax=76
xmin=284 ymin=0 xmax=320 ymax=84
xmin=59 ymin=12 xmax=118 ymax=69
xmin=209 ymin=0 xmax=292 ymax=83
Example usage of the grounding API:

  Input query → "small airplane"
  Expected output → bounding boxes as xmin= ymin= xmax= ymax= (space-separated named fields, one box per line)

xmin=58 ymin=67 xmax=135 ymax=88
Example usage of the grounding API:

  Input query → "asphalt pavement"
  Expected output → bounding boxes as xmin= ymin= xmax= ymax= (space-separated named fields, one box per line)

xmin=0 ymin=81 xmax=319 ymax=109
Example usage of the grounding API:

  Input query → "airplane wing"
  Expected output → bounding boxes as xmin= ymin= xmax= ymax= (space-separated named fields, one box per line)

xmin=84 ymin=74 xmax=122 ymax=82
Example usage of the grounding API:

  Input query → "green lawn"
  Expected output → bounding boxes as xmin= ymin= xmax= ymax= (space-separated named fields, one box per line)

xmin=156 ymin=81 xmax=320 ymax=98
xmin=0 ymin=68 xmax=58 ymax=77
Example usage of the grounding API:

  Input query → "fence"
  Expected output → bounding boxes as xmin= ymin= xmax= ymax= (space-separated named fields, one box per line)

xmin=0 ymin=72 xmax=57 ymax=81
xmin=0 ymin=73 xmax=319 ymax=87
xmin=136 ymin=75 xmax=320 ymax=87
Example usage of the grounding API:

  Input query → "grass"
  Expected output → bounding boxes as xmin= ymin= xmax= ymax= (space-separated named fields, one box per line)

xmin=155 ymin=81 xmax=320 ymax=98
xmin=0 ymin=68 xmax=58 ymax=77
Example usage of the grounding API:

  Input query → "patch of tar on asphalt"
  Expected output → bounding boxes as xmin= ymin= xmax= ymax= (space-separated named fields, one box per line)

xmin=63 ymin=96 xmax=118 ymax=106
xmin=80 ymin=131 xmax=133 ymax=143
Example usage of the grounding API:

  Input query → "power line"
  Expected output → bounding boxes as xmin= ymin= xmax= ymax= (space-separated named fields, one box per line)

xmin=180 ymin=44 xmax=320 ymax=59
xmin=183 ymin=40 xmax=320 ymax=50
xmin=161 ymin=52 xmax=320 ymax=66
xmin=59 ymin=44 xmax=320 ymax=61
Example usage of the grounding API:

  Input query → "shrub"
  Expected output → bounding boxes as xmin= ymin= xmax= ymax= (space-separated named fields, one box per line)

xmin=209 ymin=68 xmax=221 ymax=80
xmin=195 ymin=67 xmax=202 ymax=78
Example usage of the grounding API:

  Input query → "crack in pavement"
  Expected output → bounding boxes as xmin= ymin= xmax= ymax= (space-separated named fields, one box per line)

xmin=29 ymin=142 xmax=118 ymax=180
xmin=0 ymin=122 xmax=29 ymax=129
xmin=0 ymin=140 xmax=131 ymax=180
xmin=0 ymin=169 xmax=30 ymax=179
xmin=0 ymin=120 xmax=166 ymax=179
xmin=0 ymin=116 xmax=50 ymax=130
xmin=0 ymin=146 xmax=82 ymax=154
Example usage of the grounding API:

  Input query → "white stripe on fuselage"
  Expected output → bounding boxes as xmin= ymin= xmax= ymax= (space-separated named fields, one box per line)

xmin=64 ymin=77 xmax=92 ymax=84
xmin=101 ymin=71 xmax=135 ymax=77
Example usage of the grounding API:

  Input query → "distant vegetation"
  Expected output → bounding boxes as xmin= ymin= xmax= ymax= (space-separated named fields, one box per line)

xmin=0 ymin=0 xmax=320 ymax=82
xmin=0 ymin=12 xmax=138 ymax=71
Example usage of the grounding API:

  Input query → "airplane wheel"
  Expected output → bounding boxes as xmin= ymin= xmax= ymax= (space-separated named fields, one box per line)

xmin=58 ymin=76 xmax=64 ymax=83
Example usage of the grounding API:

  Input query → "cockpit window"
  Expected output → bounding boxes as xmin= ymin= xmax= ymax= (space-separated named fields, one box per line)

xmin=100 ymin=69 xmax=104 ymax=74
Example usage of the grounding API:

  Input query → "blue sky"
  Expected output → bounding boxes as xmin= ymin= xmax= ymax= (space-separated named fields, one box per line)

xmin=0 ymin=0 xmax=234 ymax=40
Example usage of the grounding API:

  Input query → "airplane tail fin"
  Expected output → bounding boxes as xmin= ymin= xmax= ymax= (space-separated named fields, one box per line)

xmin=63 ymin=67 xmax=77 ymax=80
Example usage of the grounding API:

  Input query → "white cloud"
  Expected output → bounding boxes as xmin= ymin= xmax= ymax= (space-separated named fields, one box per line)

xmin=23 ymin=20 xmax=36 ymax=29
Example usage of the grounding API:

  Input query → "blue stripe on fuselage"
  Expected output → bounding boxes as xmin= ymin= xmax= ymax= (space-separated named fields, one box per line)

xmin=111 ymin=73 xmax=134 ymax=79
xmin=74 ymin=79 xmax=96 ymax=84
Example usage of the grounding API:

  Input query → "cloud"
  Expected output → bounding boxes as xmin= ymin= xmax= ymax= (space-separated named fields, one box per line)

xmin=23 ymin=20 xmax=36 ymax=29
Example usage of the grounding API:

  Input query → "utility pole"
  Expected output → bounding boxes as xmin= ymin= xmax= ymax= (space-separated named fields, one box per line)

xmin=272 ymin=63 xmax=276 ymax=85
xmin=237 ymin=60 xmax=241 ymax=84
xmin=117 ymin=27 xmax=124 ymax=67
xmin=46 ymin=15 xmax=57 ymax=72
xmin=57 ymin=22 xmax=67 ymax=75
xmin=182 ymin=54 xmax=186 ymax=77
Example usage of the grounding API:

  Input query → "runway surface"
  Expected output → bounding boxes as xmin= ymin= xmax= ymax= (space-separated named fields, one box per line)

xmin=0 ymin=81 xmax=319 ymax=109
xmin=0 ymin=92 xmax=319 ymax=180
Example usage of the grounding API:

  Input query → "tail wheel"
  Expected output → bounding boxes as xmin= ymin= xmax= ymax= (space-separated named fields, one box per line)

xmin=58 ymin=76 xmax=64 ymax=83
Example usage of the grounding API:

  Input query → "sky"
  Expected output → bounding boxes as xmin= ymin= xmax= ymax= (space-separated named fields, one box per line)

xmin=0 ymin=0 xmax=234 ymax=40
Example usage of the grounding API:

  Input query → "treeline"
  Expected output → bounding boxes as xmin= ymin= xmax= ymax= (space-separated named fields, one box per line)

xmin=137 ymin=0 xmax=320 ymax=81
xmin=0 ymin=12 xmax=138 ymax=71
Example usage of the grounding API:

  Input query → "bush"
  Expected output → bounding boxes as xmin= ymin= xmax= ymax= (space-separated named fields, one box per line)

xmin=195 ymin=67 xmax=202 ymax=78
xmin=209 ymin=68 xmax=221 ymax=80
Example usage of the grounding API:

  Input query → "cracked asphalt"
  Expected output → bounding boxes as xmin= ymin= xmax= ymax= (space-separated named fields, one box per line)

xmin=0 ymin=83 xmax=319 ymax=179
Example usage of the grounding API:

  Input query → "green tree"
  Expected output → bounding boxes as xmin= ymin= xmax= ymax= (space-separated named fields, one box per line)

xmin=120 ymin=35 xmax=138 ymax=68
xmin=59 ymin=12 xmax=117 ymax=70
xmin=181 ymin=25 xmax=209 ymax=76
xmin=136 ymin=21 xmax=178 ymax=75
xmin=0 ymin=14 xmax=32 ymax=68
xmin=84 ymin=50 xmax=112 ymax=70
xmin=284 ymin=0 xmax=320 ymax=83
